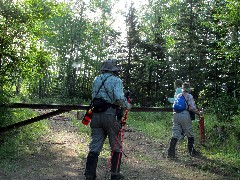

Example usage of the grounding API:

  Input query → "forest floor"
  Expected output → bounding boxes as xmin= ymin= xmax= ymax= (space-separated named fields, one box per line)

xmin=0 ymin=111 xmax=238 ymax=180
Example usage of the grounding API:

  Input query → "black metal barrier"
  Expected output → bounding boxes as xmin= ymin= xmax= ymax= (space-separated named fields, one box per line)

xmin=0 ymin=103 xmax=172 ymax=112
xmin=0 ymin=103 xmax=172 ymax=134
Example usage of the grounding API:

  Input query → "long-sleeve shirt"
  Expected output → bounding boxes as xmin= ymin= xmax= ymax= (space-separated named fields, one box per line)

xmin=181 ymin=92 xmax=199 ymax=114
xmin=168 ymin=87 xmax=183 ymax=103
xmin=92 ymin=72 xmax=130 ymax=110
xmin=174 ymin=87 xmax=182 ymax=99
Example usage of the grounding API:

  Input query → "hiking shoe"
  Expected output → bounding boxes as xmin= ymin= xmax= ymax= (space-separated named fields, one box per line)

xmin=85 ymin=175 xmax=96 ymax=180
xmin=190 ymin=149 xmax=201 ymax=157
xmin=167 ymin=150 xmax=175 ymax=159
xmin=111 ymin=173 xmax=125 ymax=180
xmin=167 ymin=154 xmax=177 ymax=159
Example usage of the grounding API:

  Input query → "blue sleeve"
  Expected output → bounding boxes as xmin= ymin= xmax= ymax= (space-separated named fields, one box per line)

xmin=174 ymin=88 xmax=182 ymax=98
xmin=113 ymin=78 xmax=131 ymax=109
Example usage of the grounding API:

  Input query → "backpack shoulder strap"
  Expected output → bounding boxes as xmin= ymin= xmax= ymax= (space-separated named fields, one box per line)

xmin=90 ymin=75 xmax=112 ymax=106
xmin=95 ymin=75 xmax=112 ymax=97
xmin=182 ymin=94 xmax=189 ymax=110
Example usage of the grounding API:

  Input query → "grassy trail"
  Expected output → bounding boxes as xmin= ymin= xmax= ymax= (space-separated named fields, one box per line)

xmin=0 ymin=111 xmax=238 ymax=180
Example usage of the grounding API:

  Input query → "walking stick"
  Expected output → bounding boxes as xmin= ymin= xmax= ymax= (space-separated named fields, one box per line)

xmin=105 ymin=98 xmax=131 ymax=179
xmin=199 ymin=112 xmax=205 ymax=144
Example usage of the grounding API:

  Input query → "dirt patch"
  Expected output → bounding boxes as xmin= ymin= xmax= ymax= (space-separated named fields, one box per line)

xmin=0 ymin=112 xmax=237 ymax=180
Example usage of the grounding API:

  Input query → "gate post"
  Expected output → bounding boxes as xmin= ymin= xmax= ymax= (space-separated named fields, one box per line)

xmin=199 ymin=115 xmax=205 ymax=144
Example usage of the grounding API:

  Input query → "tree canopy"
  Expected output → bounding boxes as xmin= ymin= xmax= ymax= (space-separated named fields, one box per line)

xmin=0 ymin=0 xmax=239 ymax=118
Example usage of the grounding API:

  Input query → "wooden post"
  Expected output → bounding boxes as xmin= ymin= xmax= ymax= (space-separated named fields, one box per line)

xmin=199 ymin=115 xmax=205 ymax=144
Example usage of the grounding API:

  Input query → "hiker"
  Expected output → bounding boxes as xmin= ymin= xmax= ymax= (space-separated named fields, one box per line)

xmin=84 ymin=59 xmax=131 ymax=180
xmin=168 ymin=82 xmax=202 ymax=158
xmin=168 ymin=79 xmax=185 ymax=139
xmin=168 ymin=79 xmax=183 ymax=104
xmin=174 ymin=79 xmax=183 ymax=99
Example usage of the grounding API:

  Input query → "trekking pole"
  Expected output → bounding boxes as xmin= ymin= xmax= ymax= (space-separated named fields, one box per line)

xmin=105 ymin=99 xmax=131 ymax=179
xmin=105 ymin=126 xmax=123 ymax=179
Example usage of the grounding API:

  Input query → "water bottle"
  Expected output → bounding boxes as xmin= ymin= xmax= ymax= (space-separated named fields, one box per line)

xmin=82 ymin=108 xmax=93 ymax=125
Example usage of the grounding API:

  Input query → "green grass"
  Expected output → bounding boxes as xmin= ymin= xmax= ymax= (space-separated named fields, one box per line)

xmin=0 ymin=108 xmax=49 ymax=159
xmin=1 ymin=97 xmax=239 ymax=178
xmin=127 ymin=111 xmax=172 ymax=143
xmin=126 ymin=111 xmax=240 ymax=177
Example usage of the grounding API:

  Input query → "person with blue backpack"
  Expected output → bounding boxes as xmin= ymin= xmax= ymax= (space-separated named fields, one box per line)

xmin=167 ymin=82 xmax=202 ymax=158
xmin=168 ymin=79 xmax=186 ymax=139
xmin=167 ymin=79 xmax=183 ymax=104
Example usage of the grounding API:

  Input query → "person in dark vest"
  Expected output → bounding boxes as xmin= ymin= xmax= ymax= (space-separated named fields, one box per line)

xmin=167 ymin=82 xmax=202 ymax=158
xmin=84 ymin=59 xmax=131 ymax=180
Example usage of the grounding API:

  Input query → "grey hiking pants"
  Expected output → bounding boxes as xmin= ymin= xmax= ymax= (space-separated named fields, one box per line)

xmin=89 ymin=107 xmax=122 ymax=153
xmin=171 ymin=110 xmax=194 ymax=140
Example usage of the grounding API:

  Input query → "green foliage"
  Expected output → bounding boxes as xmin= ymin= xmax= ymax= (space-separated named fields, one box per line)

xmin=0 ymin=108 xmax=49 ymax=159
xmin=0 ymin=0 xmax=69 ymax=91
xmin=204 ymin=93 xmax=239 ymax=122
xmin=204 ymin=114 xmax=240 ymax=153
xmin=128 ymin=111 xmax=240 ymax=177
xmin=200 ymin=114 xmax=240 ymax=176
xmin=1 ymin=0 xmax=239 ymax=113
xmin=0 ymin=1 xmax=239 ymax=171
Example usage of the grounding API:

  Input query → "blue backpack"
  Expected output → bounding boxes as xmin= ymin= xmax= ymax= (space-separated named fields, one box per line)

xmin=173 ymin=94 xmax=186 ymax=112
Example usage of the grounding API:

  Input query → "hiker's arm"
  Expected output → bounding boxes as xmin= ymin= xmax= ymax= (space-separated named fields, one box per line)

xmin=113 ymin=79 xmax=131 ymax=110
xmin=187 ymin=95 xmax=200 ymax=115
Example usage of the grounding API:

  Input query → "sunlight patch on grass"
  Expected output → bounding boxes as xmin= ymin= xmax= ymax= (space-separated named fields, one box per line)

xmin=127 ymin=112 xmax=172 ymax=142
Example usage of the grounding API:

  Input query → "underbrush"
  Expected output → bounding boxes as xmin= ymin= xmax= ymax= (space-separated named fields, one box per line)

xmin=5 ymin=96 xmax=238 ymax=177
xmin=127 ymin=111 xmax=240 ymax=178
xmin=200 ymin=114 xmax=240 ymax=176
xmin=0 ymin=108 xmax=49 ymax=159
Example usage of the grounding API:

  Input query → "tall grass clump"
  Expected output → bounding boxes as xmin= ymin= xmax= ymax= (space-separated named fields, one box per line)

xmin=199 ymin=95 xmax=240 ymax=176
xmin=203 ymin=113 xmax=240 ymax=164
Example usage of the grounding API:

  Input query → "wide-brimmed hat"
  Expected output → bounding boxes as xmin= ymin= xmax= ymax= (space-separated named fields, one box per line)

xmin=101 ymin=59 xmax=120 ymax=72
xmin=182 ymin=82 xmax=191 ymax=92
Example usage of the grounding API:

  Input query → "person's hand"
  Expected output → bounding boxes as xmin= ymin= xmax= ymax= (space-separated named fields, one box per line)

xmin=129 ymin=103 xmax=132 ymax=110
xmin=198 ymin=111 xmax=204 ymax=116
xmin=128 ymin=98 xmax=133 ymax=103
xmin=126 ymin=102 xmax=132 ymax=110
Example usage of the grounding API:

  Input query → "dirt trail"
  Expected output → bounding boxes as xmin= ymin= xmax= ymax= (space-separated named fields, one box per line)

xmin=0 ymin=112 xmax=236 ymax=180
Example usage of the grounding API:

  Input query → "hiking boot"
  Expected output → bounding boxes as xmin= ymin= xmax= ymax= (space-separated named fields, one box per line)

xmin=188 ymin=137 xmax=201 ymax=157
xmin=167 ymin=138 xmax=178 ymax=158
xmin=85 ymin=175 xmax=96 ymax=180
xmin=84 ymin=152 xmax=99 ymax=180
xmin=190 ymin=148 xmax=201 ymax=157
xmin=111 ymin=151 xmax=122 ymax=174
xmin=111 ymin=173 xmax=125 ymax=180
